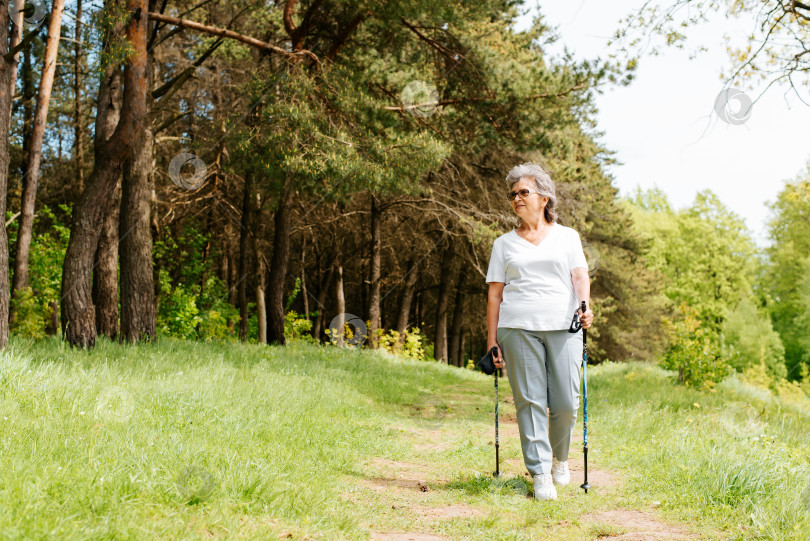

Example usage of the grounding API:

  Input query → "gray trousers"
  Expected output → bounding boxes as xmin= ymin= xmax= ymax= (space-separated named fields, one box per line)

xmin=496 ymin=327 xmax=582 ymax=475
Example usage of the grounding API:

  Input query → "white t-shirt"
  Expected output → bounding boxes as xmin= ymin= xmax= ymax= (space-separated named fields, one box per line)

xmin=485 ymin=224 xmax=588 ymax=331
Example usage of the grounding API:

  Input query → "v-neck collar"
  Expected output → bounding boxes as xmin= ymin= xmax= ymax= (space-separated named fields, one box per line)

xmin=512 ymin=223 xmax=557 ymax=247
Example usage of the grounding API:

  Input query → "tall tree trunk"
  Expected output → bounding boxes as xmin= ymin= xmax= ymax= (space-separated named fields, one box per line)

xmin=93 ymin=180 xmax=121 ymax=338
xmin=61 ymin=0 xmax=148 ymax=347
xmin=415 ymin=290 xmax=422 ymax=332
xmin=119 ymin=124 xmax=155 ymax=343
xmin=368 ymin=194 xmax=382 ymax=346
xmin=458 ymin=331 xmax=466 ymax=368
xmin=8 ymin=0 xmax=22 ymax=100
xmin=267 ymin=181 xmax=293 ymax=345
xmin=301 ymin=242 xmax=309 ymax=320
xmin=335 ymin=260 xmax=345 ymax=346
xmin=396 ymin=258 xmax=419 ymax=338
xmin=255 ymin=250 xmax=267 ymax=344
xmin=227 ymin=246 xmax=237 ymax=306
xmin=449 ymin=267 xmax=466 ymax=367
xmin=118 ymin=21 xmax=154 ymax=344
xmin=73 ymin=0 xmax=84 ymax=198
xmin=0 ymin=3 xmax=23 ymax=347
xmin=91 ymin=49 xmax=124 ymax=340
xmin=237 ymin=173 xmax=252 ymax=341
xmin=434 ymin=247 xmax=454 ymax=363
xmin=21 ymin=36 xmax=33 ymax=157
xmin=311 ymin=267 xmax=333 ymax=340
xmin=11 ymin=0 xmax=65 ymax=312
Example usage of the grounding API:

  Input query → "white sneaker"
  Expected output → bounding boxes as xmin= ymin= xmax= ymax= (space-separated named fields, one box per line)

xmin=533 ymin=473 xmax=557 ymax=500
xmin=552 ymin=458 xmax=570 ymax=486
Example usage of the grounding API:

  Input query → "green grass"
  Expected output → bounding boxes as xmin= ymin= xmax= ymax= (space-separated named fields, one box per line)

xmin=0 ymin=337 xmax=807 ymax=539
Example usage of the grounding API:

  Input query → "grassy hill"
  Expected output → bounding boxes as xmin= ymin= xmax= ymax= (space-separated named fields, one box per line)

xmin=0 ymin=337 xmax=807 ymax=540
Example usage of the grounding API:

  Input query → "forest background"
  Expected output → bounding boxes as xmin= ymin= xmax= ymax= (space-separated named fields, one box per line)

xmin=1 ymin=0 xmax=809 ymax=400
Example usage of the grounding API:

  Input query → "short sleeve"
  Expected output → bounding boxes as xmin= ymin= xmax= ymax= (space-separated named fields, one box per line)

xmin=569 ymin=230 xmax=588 ymax=271
xmin=485 ymin=238 xmax=506 ymax=283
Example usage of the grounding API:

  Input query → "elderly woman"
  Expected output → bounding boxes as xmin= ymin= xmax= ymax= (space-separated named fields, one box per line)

xmin=486 ymin=162 xmax=594 ymax=501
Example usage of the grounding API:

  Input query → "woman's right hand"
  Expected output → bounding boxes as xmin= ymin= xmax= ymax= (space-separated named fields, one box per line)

xmin=489 ymin=343 xmax=504 ymax=368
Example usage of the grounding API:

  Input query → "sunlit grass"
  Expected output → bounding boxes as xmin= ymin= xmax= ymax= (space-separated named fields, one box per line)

xmin=0 ymin=337 xmax=806 ymax=539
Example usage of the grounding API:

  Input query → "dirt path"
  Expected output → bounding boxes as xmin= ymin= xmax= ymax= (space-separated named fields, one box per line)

xmin=352 ymin=409 xmax=709 ymax=541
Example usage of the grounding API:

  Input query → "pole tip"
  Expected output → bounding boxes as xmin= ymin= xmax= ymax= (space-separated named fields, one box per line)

xmin=493 ymin=471 xmax=501 ymax=478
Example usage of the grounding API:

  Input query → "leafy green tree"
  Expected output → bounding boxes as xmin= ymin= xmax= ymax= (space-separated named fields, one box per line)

xmin=627 ymin=188 xmax=790 ymax=383
xmin=762 ymin=172 xmax=810 ymax=381
xmin=659 ymin=304 xmax=732 ymax=389
xmin=722 ymin=296 xmax=786 ymax=380
xmin=627 ymin=188 xmax=757 ymax=330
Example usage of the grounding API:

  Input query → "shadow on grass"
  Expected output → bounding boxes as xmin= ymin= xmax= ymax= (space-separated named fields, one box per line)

xmin=444 ymin=474 xmax=532 ymax=499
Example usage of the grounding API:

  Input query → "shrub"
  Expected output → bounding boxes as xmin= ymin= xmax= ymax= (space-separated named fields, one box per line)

xmin=285 ymin=310 xmax=316 ymax=343
xmin=722 ymin=296 xmax=787 ymax=380
xmin=157 ymin=275 xmax=201 ymax=339
xmin=8 ymin=205 xmax=69 ymax=338
xmin=199 ymin=310 xmax=231 ymax=341
xmin=374 ymin=328 xmax=428 ymax=360
xmin=659 ymin=304 xmax=733 ymax=389
xmin=774 ymin=378 xmax=807 ymax=404
xmin=742 ymin=360 xmax=773 ymax=390
xmin=157 ymin=271 xmax=239 ymax=340
xmin=10 ymin=287 xmax=46 ymax=339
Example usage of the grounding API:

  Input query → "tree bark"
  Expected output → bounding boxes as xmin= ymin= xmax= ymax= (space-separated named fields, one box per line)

xmin=301 ymin=242 xmax=309 ymax=320
xmin=238 ymin=172 xmax=252 ymax=341
xmin=335 ymin=260 xmax=345 ymax=346
xmin=7 ymin=0 xmax=22 ymax=102
xmin=0 ymin=4 xmax=22 ymax=347
xmin=434 ymin=247 xmax=454 ymax=363
xmin=458 ymin=331 xmax=466 ymax=368
xmin=119 ymin=123 xmax=156 ymax=343
xmin=255 ymin=249 xmax=267 ymax=344
xmin=11 ymin=0 xmax=65 ymax=310
xmin=396 ymin=258 xmax=419 ymax=337
xmin=21 ymin=35 xmax=33 ymax=159
xmin=73 ymin=0 xmax=84 ymax=198
xmin=91 ymin=49 xmax=124 ymax=340
xmin=449 ymin=267 xmax=466 ymax=367
xmin=267 ymin=182 xmax=293 ymax=345
xmin=93 ymin=180 xmax=121 ymax=338
xmin=61 ymin=0 xmax=149 ymax=347
xmin=118 ymin=10 xmax=155 ymax=344
xmin=368 ymin=194 xmax=382 ymax=346
xmin=311 ymin=266 xmax=333 ymax=340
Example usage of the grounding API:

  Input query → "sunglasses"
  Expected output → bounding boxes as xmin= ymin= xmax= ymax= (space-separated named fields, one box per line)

xmin=506 ymin=189 xmax=541 ymax=201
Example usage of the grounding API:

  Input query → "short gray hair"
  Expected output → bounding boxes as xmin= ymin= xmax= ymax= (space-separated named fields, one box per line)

xmin=505 ymin=162 xmax=558 ymax=223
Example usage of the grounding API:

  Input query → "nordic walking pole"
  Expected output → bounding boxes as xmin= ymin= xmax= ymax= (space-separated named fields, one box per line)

xmin=579 ymin=300 xmax=591 ymax=494
xmin=494 ymin=366 xmax=501 ymax=478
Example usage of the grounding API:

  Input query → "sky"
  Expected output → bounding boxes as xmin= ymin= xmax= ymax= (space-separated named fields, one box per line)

xmin=516 ymin=1 xmax=810 ymax=245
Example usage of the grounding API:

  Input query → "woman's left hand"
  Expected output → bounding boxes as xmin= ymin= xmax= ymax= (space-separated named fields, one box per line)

xmin=578 ymin=307 xmax=594 ymax=329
